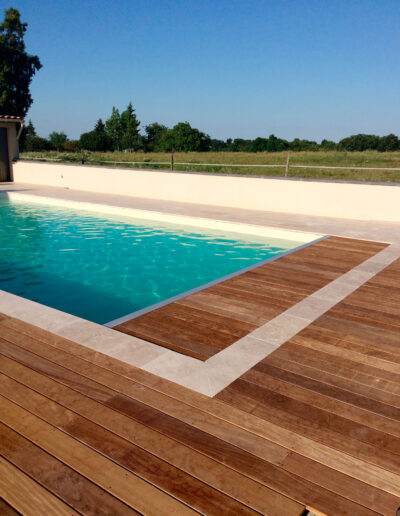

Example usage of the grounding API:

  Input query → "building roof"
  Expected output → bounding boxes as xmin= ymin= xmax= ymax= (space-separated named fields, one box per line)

xmin=0 ymin=115 xmax=22 ymax=121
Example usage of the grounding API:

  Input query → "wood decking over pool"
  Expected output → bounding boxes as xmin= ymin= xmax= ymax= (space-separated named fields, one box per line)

xmin=114 ymin=236 xmax=388 ymax=360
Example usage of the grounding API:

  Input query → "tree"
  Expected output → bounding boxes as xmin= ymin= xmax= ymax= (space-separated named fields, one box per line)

xmin=377 ymin=134 xmax=399 ymax=152
xmin=79 ymin=119 xmax=111 ymax=151
xmin=158 ymin=122 xmax=211 ymax=152
xmin=0 ymin=8 xmax=42 ymax=117
xmin=320 ymin=139 xmax=337 ymax=150
xmin=144 ymin=122 xmax=168 ymax=151
xmin=105 ymin=107 xmax=122 ymax=150
xmin=209 ymin=138 xmax=227 ymax=151
xmin=23 ymin=135 xmax=50 ymax=152
xmin=19 ymin=118 xmax=36 ymax=150
xmin=120 ymin=102 xmax=141 ymax=150
xmin=25 ymin=119 xmax=36 ymax=136
xmin=49 ymin=131 xmax=67 ymax=151
xmin=338 ymin=134 xmax=380 ymax=151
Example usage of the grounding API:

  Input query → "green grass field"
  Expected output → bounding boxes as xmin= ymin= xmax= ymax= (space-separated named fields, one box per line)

xmin=20 ymin=150 xmax=400 ymax=182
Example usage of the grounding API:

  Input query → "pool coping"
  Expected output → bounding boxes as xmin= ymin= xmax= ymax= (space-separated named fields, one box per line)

xmin=1 ymin=189 xmax=399 ymax=396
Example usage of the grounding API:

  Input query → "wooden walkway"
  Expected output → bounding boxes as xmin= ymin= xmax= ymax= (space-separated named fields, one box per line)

xmin=115 ymin=236 xmax=387 ymax=360
xmin=216 ymin=258 xmax=400 ymax=515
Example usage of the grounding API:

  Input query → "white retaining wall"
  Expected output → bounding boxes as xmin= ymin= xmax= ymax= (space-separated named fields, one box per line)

xmin=12 ymin=161 xmax=400 ymax=222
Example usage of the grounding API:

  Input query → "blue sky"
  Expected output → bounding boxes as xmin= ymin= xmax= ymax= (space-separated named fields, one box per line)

xmin=6 ymin=0 xmax=400 ymax=141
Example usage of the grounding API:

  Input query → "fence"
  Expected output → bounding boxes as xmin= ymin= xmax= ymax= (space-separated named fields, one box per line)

xmin=19 ymin=153 xmax=400 ymax=176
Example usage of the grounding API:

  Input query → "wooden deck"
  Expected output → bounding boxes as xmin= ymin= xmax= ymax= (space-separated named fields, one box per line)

xmin=216 ymin=257 xmax=400 ymax=515
xmin=1 ymin=238 xmax=400 ymax=515
xmin=115 ymin=236 xmax=388 ymax=360
xmin=0 ymin=314 xmax=306 ymax=516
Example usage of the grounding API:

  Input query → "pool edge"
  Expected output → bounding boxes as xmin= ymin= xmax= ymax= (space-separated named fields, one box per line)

xmin=105 ymin=235 xmax=330 ymax=327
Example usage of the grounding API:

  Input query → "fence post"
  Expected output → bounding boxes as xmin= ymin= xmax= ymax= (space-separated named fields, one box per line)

xmin=285 ymin=151 xmax=290 ymax=177
xmin=171 ymin=152 xmax=174 ymax=170
xmin=81 ymin=150 xmax=85 ymax=165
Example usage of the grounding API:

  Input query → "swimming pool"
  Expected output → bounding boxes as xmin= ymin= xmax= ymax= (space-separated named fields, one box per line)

xmin=0 ymin=194 xmax=318 ymax=324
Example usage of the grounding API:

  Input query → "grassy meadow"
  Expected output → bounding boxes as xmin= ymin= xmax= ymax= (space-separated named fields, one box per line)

xmin=20 ymin=150 xmax=400 ymax=182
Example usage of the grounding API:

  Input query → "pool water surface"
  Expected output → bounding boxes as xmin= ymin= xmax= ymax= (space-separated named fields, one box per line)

xmin=0 ymin=197 xmax=305 ymax=324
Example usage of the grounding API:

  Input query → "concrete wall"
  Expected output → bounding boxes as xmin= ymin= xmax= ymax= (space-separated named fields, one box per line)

xmin=13 ymin=161 xmax=400 ymax=222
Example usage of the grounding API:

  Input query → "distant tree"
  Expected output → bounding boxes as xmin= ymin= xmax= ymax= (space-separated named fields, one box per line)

xmin=49 ymin=131 xmax=67 ymax=151
xmin=289 ymin=138 xmax=319 ymax=151
xmin=338 ymin=134 xmax=380 ymax=151
xmin=209 ymin=138 xmax=227 ymax=151
xmin=120 ymin=102 xmax=141 ymax=150
xmin=250 ymin=137 xmax=269 ymax=152
xmin=25 ymin=119 xmax=36 ymax=136
xmin=105 ymin=107 xmax=122 ymax=150
xmin=377 ymin=134 xmax=399 ymax=152
xmin=320 ymin=139 xmax=337 ymax=150
xmin=79 ymin=118 xmax=111 ymax=151
xmin=0 ymin=8 xmax=42 ymax=117
xmin=144 ymin=122 xmax=168 ymax=151
xmin=249 ymin=135 xmax=289 ymax=152
xmin=63 ymin=139 xmax=79 ymax=152
xmin=19 ymin=118 xmax=36 ymax=150
xmin=229 ymin=138 xmax=253 ymax=152
xmin=24 ymin=135 xmax=50 ymax=151
xmin=158 ymin=122 xmax=211 ymax=152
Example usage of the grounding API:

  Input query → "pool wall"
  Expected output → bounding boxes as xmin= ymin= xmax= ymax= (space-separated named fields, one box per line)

xmin=13 ymin=160 xmax=400 ymax=222
xmin=6 ymin=191 xmax=321 ymax=243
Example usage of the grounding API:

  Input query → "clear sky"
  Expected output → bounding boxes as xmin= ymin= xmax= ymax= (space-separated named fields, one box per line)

xmin=6 ymin=0 xmax=400 ymax=141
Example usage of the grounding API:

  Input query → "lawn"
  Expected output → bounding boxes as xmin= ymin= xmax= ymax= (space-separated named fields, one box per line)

xmin=19 ymin=150 xmax=400 ymax=182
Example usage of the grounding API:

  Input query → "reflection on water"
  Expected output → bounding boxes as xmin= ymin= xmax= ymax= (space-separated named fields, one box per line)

xmin=0 ymin=199 xmax=297 ymax=323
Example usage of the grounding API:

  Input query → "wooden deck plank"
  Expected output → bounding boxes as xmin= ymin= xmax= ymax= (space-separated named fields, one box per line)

xmin=0 ymin=499 xmax=21 ymax=516
xmin=0 ymin=395 xmax=198 ymax=516
xmin=0 ymin=457 xmax=80 ymax=516
xmin=271 ymin=343 xmax=400 ymax=394
xmin=114 ymin=236 xmax=388 ymax=359
xmin=0 ymin=423 xmax=137 ymax=516
xmin=266 ymin=352 xmax=400 ymax=410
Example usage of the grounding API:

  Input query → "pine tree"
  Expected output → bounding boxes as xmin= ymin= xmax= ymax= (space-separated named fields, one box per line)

xmin=105 ymin=107 xmax=122 ymax=150
xmin=25 ymin=119 xmax=36 ymax=136
xmin=120 ymin=102 xmax=141 ymax=150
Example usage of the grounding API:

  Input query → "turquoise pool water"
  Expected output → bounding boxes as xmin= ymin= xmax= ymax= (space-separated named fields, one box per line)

xmin=0 ymin=197 xmax=301 ymax=324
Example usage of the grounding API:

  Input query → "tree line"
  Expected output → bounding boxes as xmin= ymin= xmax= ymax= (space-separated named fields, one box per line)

xmin=2 ymin=9 xmax=400 ymax=156
xmin=22 ymin=108 xmax=400 ymax=153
